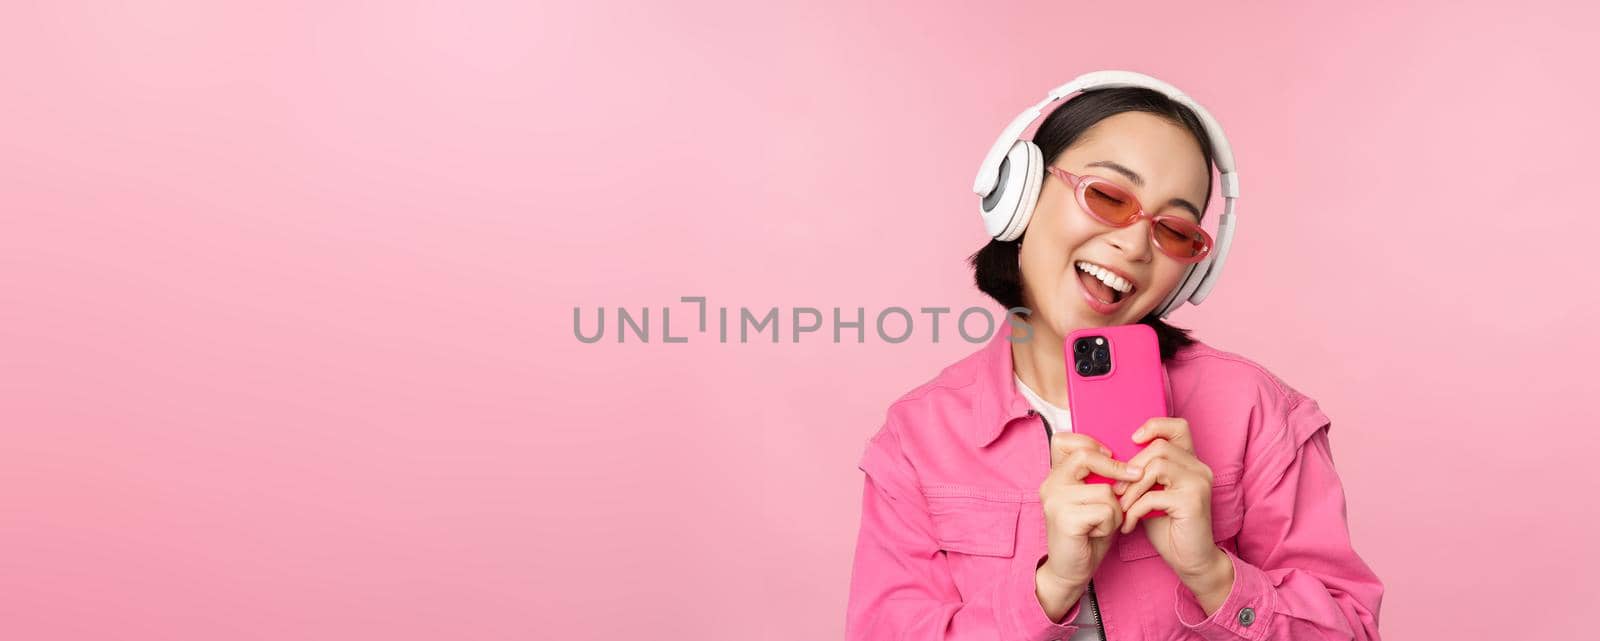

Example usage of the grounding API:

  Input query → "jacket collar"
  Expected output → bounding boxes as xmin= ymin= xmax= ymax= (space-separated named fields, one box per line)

xmin=973 ymin=325 xmax=1038 ymax=448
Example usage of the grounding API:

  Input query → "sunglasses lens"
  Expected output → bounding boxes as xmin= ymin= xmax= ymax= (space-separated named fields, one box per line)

xmin=1075 ymin=175 xmax=1211 ymax=261
xmin=1153 ymin=219 xmax=1209 ymax=260
xmin=1083 ymin=182 xmax=1139 ymax=224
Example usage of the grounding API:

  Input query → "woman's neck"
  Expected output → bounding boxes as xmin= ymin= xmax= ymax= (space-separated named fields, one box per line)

xmin=1009 ymin=315 xmax=1070 ymax=409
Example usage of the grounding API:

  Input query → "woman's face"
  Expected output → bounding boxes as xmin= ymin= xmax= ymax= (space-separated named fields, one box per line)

xmin=1018 ymin=111 xmax=1211 ymax=339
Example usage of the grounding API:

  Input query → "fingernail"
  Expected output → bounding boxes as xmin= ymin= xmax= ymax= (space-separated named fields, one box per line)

xmin=1125 ymin=465 xmax=1143 ymax=477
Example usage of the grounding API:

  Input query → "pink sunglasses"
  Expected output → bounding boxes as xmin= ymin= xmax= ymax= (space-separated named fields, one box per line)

xmin=1046 ymin=166 xmax=1214 ymax=264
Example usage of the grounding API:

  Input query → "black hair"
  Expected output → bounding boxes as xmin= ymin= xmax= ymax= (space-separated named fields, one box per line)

xmin=968 ymin=87 xmax=1217 ymax=361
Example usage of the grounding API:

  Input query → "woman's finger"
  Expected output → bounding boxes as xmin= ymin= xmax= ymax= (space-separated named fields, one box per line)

xmin=1120 ymin=454 xmax=1196 ymax=511
xmin=1045 ymin=447 xmax=1142 ymax=488
xmin=1132 ymin=417 xmax=1194 ymax=453
xmin=1086 ymin=501 xmax=1121 ymax=538
xmin=1074 ymin=485 xmax=1124 ymax=537
xmin=1125 ymin=437 xmax=1174 ymax=471
xmin=1049 ymin=484 xmax=1122 ymax=537
xmin=1066 ymin=448 xmax=1144 ymax=484
xmin=1120 ymin=489 xmax=1178 ymax=534
xmin=1050 ymin=432 xmax=1111 ymax=467
xmin=1116 ymin=439 xmax=1171 ymax=507
xmin=1117 ymin=455 xmax=1208 ymax=512
xmin=1126 ymin=435 xmax=1205 ymax=480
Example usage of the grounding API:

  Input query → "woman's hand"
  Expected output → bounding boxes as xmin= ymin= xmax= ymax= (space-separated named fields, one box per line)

xmin=1035 ymin=431 xmax=1145 ymax=618
xmin=1111 ymin=417 xmax=1235 ymax=612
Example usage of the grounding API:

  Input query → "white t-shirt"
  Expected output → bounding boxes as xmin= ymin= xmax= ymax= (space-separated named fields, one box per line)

xmin=1015 ymin=375 xmax=1102 ymax=639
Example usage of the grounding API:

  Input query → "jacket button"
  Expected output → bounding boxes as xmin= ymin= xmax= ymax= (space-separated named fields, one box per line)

xmin=1237 ymin=607 xmax=1256 ymax=626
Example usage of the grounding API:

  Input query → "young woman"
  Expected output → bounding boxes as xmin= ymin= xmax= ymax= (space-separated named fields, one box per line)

xmin=844 ymin=74 xmax=1384 ymax=641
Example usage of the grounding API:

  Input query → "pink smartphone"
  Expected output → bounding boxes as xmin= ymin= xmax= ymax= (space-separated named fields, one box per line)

xmin=1064 ymin=323 xmax=1171 ymax=518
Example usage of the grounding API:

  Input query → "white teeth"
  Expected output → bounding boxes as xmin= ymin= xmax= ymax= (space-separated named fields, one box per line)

xmin=1075 ymin=261 xmax=1133 ymax=294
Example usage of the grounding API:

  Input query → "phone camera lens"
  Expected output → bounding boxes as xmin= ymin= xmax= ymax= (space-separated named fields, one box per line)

xmin=1075 ymin=340 xmax=1092 ymax=353
xmin=1076 ymin=361 xmax=1092 ymax=375
xmin=1092 ymin=348 xmax=1109 ymax=364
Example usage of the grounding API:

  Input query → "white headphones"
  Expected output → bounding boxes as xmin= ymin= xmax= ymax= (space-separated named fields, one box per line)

xmin=973 ymin=70 xmax=1239 ymax=319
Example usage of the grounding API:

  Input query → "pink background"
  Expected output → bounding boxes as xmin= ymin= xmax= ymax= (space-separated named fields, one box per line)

xmin=4 ymin=1 xmax=1597 ymax=639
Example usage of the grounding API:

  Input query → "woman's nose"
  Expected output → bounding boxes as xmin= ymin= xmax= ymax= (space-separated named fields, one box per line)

xmin=1106 ymin=216 xmax=1154 ymax=262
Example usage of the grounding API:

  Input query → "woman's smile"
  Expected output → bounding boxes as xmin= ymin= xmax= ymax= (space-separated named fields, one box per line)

xmin=1075 ymin=260 xmax=1136 ymax=299
xmin=1072 ymin=259 xmax=1131 ymax=315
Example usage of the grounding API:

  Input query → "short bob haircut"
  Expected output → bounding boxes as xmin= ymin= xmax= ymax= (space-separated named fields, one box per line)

xmin=968 ymin=87 xmax=1217 ymax=361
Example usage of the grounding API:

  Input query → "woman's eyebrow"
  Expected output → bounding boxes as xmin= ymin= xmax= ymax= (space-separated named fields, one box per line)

xmin=1086 ymin=159 xmax=1202 ymax=219
xmin=1087 ymin=160 xmax=1146 ymax=187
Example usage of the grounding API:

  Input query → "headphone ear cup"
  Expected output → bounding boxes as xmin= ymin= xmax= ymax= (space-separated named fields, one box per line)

xmin=1186 ymin=210 xmax=1235 ymax=306
xmin=980 ymin=141 xmax=1044 ymax=241
xmin=1178 ymin=254 xmax=1215 ymax=310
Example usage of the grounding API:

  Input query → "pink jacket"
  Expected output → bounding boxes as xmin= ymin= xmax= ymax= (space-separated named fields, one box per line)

xmin=845 ymin=328 xmax=1383 ymax=640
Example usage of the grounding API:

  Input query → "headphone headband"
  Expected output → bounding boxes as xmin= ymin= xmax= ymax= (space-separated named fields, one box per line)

xmin=971 ymin=70 xmax=1240 ymax=318
xmin=973 ymin=70 xmax=1238 ymax=197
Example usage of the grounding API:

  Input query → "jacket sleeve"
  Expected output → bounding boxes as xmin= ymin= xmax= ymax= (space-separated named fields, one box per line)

xmin=845 ymin=421 xmax=1086 ymax=641
xmin=1170 ymin=393 xmax=1385 ymax=640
